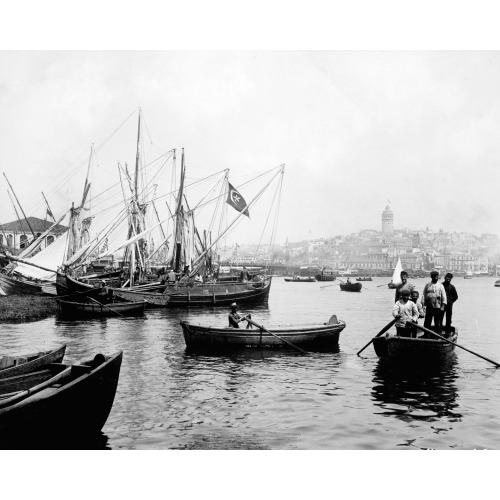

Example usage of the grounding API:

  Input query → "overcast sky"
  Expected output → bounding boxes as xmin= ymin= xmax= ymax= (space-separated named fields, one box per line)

xmin=1 ymin=50 xmax=499 ymax=244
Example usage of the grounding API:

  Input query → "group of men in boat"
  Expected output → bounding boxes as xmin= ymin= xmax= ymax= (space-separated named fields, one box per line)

xmin=392 ymin=270 xmax=458 ymax=338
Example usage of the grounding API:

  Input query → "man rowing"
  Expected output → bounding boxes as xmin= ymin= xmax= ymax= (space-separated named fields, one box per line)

xmin=228 ymin=302 xmax=251 ymax=329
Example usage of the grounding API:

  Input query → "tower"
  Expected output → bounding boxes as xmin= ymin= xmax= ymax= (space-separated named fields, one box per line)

xmin=382 ymin=204 xmax=394 ymax=236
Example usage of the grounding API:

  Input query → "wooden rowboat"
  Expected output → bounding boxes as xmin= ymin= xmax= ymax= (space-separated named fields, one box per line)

xmin=57 ymin=299 xmax=146 ymax=318
xmin=372 ymin=327 xmax=458 ymax=364
xmin=0 ymin=351 xmax=122 ymax=438
xmin=339 ymin=282 xmax=362 ymax=292
xmin=109 ymin=287 xmax=170 ymax=307
xmin=180 ymin=315 xmax=346 ymax=350
xmin=0 ymin=345 xmax=66 ymax=380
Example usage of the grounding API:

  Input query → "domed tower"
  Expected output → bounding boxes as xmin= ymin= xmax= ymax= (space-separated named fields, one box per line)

xmin=382 ymin=204 xmax=394 ymax=236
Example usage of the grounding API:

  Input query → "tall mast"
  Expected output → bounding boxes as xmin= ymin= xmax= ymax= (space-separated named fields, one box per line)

xmin=172 ymin=148 xmax=186 ymax=272
xmin=3 ymin=172 xmax=36 ymax=238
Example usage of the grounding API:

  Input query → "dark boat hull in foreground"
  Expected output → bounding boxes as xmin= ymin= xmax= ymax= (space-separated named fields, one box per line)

xmin=180 ymin=315 xmax=346 ymax=350
xmin=0 ymin=345 xmax=66 ymax=380
xmin=372 ymin=328 xmax=458 ymax=363
xmin=57 ymin=300 xmax=146 ymax=318
xmin=0 ymin=351 xmax=123 ymax=438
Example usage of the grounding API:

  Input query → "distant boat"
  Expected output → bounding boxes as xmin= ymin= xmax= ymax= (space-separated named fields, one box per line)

xmin=388 ymin=258 xmax=403 ymax=289
xmin=284 ymin=276 xmax=317 ymax=283
xmin=464 ymin=271 xmax=473 ymax=279
xmin=339 ymin=281 xmax=362 ymax=292
xmin=356 ymin=276 xmax=372 ymax=281
xmin=495 ymin=280 xmax=500 ymax=287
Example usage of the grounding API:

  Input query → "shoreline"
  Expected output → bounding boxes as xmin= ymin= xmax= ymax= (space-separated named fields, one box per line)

xmin=0 ymin=295 xmax=58 ymax=323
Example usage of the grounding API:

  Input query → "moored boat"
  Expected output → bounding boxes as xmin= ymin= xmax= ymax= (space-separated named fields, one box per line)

xmin=495 ymin=279 xmax=500 ymax=287
xmin=284 ymin=276 xmax=316 ymax=282
xmin=0 ymin=351 xmax=123 ymax=438
xmin=0 ymin=272 xmax=45 ymax=295
xmin=372 ymin=327 xmax=458 ymax=364
xmin=180 ymin=314 xmax=346 ymax=350
xmin=165 ymin=276 xmax=272 ymax=307
xmin=0 ymin=345 xmax=66 ymax=380
xmin=57 ymin=299 xmax=146 ymax=318
xmin=356 ymin=276 xmax=372 ymax=281
xmin=110 ymin=287 xmax=170 ymax=306
xmin=339 ymin=282 xmax=362 ymax=292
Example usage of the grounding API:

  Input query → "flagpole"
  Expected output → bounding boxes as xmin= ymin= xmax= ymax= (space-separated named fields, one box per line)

xmin=42 ymin=191 xmax=57 ymax=223
xmin=189 ymin=165 xmax=285 ymax=276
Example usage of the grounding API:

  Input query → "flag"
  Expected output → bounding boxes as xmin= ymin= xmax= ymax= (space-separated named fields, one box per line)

xmin=46 ymin=207 xmax=53 ymax=218
xmin=226 ymin=183 xmax=249 ymax=217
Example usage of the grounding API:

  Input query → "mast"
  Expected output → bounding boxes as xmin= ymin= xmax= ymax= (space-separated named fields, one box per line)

xmin=172 ymin=148 xmax=186 ymax=273
xmin=3 ymin=172 xmax=36 ymax=238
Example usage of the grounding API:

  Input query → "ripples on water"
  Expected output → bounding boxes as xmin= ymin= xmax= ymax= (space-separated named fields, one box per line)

xmin=2 ymin=277 xmax=500 ymax=450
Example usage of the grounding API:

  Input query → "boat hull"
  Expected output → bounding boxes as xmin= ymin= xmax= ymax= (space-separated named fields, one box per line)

xmin=339 ymin=283 xmax=362 ymax=292
xmin=110 ymin=287 xmax=170 ymax=307
xmin=181 ymin=319 xmax=346 ymax=350
xmin=0 ymin=273 xmax=45 ymax=295
xmin=57 ymin=300 xmax=145 ymax=318
xmin=165 ymin=277 xmax=272 ymax=307
xmin=372 ymin=330 xmax=458 ymax=364
xmin=0 ymin=345 xmax=66 ymax=379
xmin=0 ymin=351 xmax=123 ymax=438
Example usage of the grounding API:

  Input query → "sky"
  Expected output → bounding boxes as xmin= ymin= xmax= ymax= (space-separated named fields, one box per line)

xmin=1 ymin=7 xmax=500 ymax=248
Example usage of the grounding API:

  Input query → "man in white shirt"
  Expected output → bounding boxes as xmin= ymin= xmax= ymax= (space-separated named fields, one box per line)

xmin=392 ymin=288 xmax=419 ymax=337
xmin=422 ymin=270 xmax=447 ymax=334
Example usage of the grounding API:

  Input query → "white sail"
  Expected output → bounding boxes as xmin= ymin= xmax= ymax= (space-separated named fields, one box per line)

xmin=13 ymin=231 xmax=69 ymax=281
xmin=391 ymin=257 xmax=403 ymax=285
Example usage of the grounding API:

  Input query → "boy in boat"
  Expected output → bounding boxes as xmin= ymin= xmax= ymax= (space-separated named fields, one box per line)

xmin=422 ymin=270 xmax=447 ymax=334
xmin=392 ymin=288 xmax=419 ymax=337
xmin=410 ymin=290 xmax=425 ymax=319
xmin=228 ymin=302 xmax=251 ymax=328
xmin=394 ymin=271 xmax=415 ymax=303
xmin=240 ymin=266 xmax=250 ymax=283
xmin=441 ymin=273 xmax=458 ymax=334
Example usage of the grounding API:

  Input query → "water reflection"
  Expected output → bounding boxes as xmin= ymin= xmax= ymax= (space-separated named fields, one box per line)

xmin=371 ymin=359 xmax=462 ymax=424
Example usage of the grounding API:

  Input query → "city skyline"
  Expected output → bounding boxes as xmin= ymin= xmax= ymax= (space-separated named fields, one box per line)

xmin=1 ymin=51 xmax=500 ymax=246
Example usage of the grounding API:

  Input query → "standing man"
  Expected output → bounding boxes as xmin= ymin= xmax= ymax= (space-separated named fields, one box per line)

xmin=240 ymin=266 xmax=250 ymax=283
xmin=392 ymin=289 xmax=419 ymax=337
xmin=441 ymin=273 xmax=458 ymax=334
xmin=395 ymin=270 xmax=415 ymax=303
xmin=422 ymin=270 xmax=447 ymax=333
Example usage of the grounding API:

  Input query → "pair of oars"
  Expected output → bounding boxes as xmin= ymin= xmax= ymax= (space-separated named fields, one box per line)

xmin=357 ymin=318 xmax=500 ymax=368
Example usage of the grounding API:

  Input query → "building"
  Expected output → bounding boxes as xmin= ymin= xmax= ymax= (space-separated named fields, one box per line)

xmin=0 ymin=216 xmax=67 ymax=255
xmin=381 ymin=204 xmax=394 ymax=236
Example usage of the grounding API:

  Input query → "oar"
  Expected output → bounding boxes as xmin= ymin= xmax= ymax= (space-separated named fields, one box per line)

xmin=357 ymin=318 xmax=397 ymax=356
xmin=414 ymin=324 xmax=500 ymax=368
xmin=246 ymin=318 xmax=308 ymax=354
xmin=88 ymin=297 xmax=125 ymax=318
xmin=320 ymin=283 xmax=341 ymax=289
xmin=377 ymin=282 xmax=393 ymax=288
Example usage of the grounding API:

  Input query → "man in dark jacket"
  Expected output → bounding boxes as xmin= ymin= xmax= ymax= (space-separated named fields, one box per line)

xmin=441 ymin=273 xmax=458 ymax=334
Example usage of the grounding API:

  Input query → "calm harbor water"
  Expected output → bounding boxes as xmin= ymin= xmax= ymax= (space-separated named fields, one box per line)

xmin=2 ymin=276 xmax=500 ymax=450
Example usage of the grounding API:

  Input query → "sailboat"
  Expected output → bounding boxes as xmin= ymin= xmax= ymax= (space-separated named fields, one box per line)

xmin=387 ymin=257 xmax=403 ymax=289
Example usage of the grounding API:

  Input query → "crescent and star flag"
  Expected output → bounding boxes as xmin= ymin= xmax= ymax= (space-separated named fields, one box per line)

xmin=227 ymin=183 xmax=250 ymax=217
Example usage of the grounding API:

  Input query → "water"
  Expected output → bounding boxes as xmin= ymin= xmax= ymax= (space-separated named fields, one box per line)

xmin=2 ymin=276 xmax=500 ymax=450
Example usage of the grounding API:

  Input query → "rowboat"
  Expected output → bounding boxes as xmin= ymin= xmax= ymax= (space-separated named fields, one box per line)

xmin=284 ymin=277 xmax=316 ymax=282
xmin=109 ymin=287 xmax=170 ymax=307
xmin=339 ymin=282 xmax=362 ymax=292
xmin=0 ymin=351 xmax=122 ymax=438
xmin=494 ymin=280 xmax=500 ymax=287
xmin=372 ymin=327 xmax=458 ymax=363
xmin=57 ymin=299 xmax=146 ymax=318
xmin=0 ymin=345 xmax=66 ymax=380
xmin=180 ymin=314 xmax=346 ymax=350
xmin=0 ymin=272 xmax=46 ymax=295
